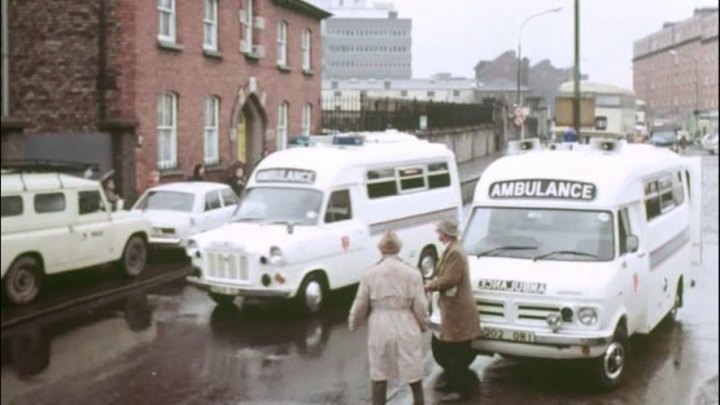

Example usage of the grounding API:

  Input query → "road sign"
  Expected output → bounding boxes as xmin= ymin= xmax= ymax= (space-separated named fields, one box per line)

xmin=514 ymin=106 xmax=525 ymax=127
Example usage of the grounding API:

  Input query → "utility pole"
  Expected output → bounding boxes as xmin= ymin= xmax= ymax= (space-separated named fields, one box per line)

xmin=573 ymin=0 xmax=581 ymax=137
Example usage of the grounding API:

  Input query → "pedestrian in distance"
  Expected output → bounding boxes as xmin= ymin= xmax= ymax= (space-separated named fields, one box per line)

xmin=348 ymin=229 xmax=428 ymax=405
xmin=226 ymin=161 xmax=247 ymax=197
xmin=101 ymin=170 xmax=122 ymax=211
xmin=190 ymin=164 xmax=205 ymax=182
xmin=147 ymin=170 xmax=161 ymax=189
xmin=678 ymin=135 xmax=688 ymax=155
xmin=425 ymin=217 xmax=481 ymax=403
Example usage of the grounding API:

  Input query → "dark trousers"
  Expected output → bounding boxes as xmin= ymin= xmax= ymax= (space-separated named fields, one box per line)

xmin=440 ymin=339 xmax=474 ymax=394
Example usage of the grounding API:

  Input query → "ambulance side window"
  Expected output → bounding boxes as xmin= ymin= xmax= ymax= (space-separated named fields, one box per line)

xmin=618 ymin=208 xmax=633 ymax=255
xmin=325 ymin=190 xmax=353 ymax=223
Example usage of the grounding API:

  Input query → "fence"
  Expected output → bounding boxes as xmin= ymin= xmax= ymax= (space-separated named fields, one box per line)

xmin=321 ymin=96 xmax=494 ymax=133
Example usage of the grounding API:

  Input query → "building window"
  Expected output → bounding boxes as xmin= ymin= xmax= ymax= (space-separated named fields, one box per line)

xmin=302 ymin=29 xmax=312 ymax=71
xmin=204 ymin=96 xmax=220 ymax=165
xmin=157 ymin=0 xmax=176 ymax=43
xmin=427 ymin=91 xmax=435 ymax=98
xmin=203 ymin=0 xmax=218 ymax=51
xmin=277 ymin=21 xmax=288 ymax=66
xmin=157 ymin=92 xmax=178 ymax=170
xmin=277 ymin=102 xmax=289 ymax=150
xmin=302 ymin=104 xmax=312 ymax=136
xmin=242 ymin=0 xmax=254 ymax=52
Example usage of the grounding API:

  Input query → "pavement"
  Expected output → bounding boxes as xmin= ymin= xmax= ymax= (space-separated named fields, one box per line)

xmin=457 ymin=152 xmax=504 ymax=184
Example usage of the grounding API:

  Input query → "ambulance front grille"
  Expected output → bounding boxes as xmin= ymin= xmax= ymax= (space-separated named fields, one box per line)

xmin=517 ymin=304 xmax=560 ymax=321
xmin=207 ymin=252 xmax=249 ymax=281
xmin=476 ymin=300 xmax=505 ymax=318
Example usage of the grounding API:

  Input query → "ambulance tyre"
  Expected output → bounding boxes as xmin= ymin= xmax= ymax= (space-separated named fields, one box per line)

xmin=298 ymin=272 xmax=327 ymax=315
xmin=120 ymin=235 xmax=147 ymax=277
xmin=662 ymin=280 xmax=683 ymax=326
xmin=418 ymin=246 xmax=438 ymax=280
xmin=209 ymin=293 xmax=235 ymax=306
xmin=593 ymin=323 xmax=628 ymax=391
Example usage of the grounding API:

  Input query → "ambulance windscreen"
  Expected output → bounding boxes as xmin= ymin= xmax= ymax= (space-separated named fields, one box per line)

xmin=233 ymin=188 xmax=324 ymax=226
xmin=462 ymin=207 xmax=615 ymax=262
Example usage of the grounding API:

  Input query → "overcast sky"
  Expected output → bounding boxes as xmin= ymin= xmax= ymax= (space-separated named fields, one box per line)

xmin=390 ymin=0 xmax=716 ymax=88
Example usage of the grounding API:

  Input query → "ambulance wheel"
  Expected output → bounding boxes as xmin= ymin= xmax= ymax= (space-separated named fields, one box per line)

xmin=418 ymin=247 xmax=438 ymax=280
xmin=3 ymin=256 xmax=43 ymax=306
xmin=209 ymin=293 xmax=236 ymax=306
xmin=298 ymin=273 xmax=327 ymax=315
xmin=593 ymin=323 xmax=628 ymax=391
xmin=662 ymin=281 xmax=683 ymax=326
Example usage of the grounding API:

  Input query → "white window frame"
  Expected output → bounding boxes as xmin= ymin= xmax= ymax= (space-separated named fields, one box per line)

xmin=203 ymin=0 xmax=218 ymax=51
xmin=277 ymin=102 xmax=289 ymax=150
xmin=157 ymin=0 xmax=176 ymax=43
xmin=242 ymin=0 xmax=254 ymax=53
xmin=157 ymin=92 xmax=178 ymax=170
xmin=277 ymin=21 xmax=288 ymax=66
xmin=302 ymin=103 xmax=312 ymax=136
xmin=204 ymin=96 xmax=220 ymax=166
xmin=302 ymin=29 xmax=312 ymax=71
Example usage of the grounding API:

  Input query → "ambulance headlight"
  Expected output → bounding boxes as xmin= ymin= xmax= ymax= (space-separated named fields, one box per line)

xmin=578 ymin=307 xmax=598 ymax=326
xmin=269 ymin=246 xmax=285 ymax=266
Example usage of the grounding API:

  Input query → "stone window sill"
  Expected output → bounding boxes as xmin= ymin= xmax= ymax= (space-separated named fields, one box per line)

xmin=157 ymin=40 xmax=184 ymax=52
xmin=277 ymin=64 xmax=292 ymax=73
xmin=205 ymin=163 xmax=227 ymax=173
xmin=244 ymin=51 xmax=262 ymax=61
xmin=203 ymin=49 xmax=223 ymax=60
xmin=159 ymin=168 xmax=185 ymax=178
xmin=302 ymin=68 xmax=315 ymax=77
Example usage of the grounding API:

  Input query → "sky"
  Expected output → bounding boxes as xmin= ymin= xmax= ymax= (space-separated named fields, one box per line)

xmin=388 ymin=0 xmax=717 ymax=88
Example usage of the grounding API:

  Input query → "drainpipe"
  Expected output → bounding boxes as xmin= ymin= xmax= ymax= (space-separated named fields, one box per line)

xmin=2 ymin=0 xmax=9 ymax=117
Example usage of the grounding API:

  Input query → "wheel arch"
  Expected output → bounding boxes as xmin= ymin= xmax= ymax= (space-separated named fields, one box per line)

xmin=4 ymin=252 xmax=46 ymax=280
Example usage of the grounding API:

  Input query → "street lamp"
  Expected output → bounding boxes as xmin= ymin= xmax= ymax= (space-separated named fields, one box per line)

xmin=669 ymin=50 xmax=701 ymax=137
xmin=516 ymin=6 xmax=562 ymax=139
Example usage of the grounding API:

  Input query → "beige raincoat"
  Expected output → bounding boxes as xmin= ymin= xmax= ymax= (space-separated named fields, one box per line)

xmin=348 ymin=256 xmax=429 ymax=383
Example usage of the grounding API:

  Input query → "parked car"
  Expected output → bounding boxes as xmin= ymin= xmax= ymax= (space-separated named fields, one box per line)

xmin=649 ymin=126 xmax=679 ymax=152
xmin=132 ymin=182 xmax=239 ymax=248
xmin=702 ymin=132 xmax=718 ymax=155
xmin=1 ymin=171 xmax=151 ymax=305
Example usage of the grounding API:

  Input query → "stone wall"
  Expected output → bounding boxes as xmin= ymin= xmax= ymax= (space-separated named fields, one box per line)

xmin=415 ymin=125 xmax=496 ymax=163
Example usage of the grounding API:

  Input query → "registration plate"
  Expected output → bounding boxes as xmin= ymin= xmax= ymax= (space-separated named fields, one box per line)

xmin=210 ymin=286 xmax=237 ymax=295
xmin=480 ymin=328 xmax=537 ymax=343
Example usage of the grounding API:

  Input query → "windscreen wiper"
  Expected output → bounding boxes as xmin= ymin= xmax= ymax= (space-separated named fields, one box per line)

xmin=533 ymin=250 xmax=599 ymax=262
xmin=477 ymin=246 xmax=538 ymax=258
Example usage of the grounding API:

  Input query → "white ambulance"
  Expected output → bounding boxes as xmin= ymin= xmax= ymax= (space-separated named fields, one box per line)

xmin=430 ymin=138 xmax=703 ymax=390
xmin=186 ymin=132 xmax=462 ymax=313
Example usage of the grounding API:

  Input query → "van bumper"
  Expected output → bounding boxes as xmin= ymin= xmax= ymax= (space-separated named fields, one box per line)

xmin=429 ymin=320 xmax=613 ymax=359
xmin=187 ymin=277 xmax=293 ymax=298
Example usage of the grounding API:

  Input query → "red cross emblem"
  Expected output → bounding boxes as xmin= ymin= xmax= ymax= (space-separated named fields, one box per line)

xmin=341 ymin=236 xmax=350 ymax=251
xmin=632 ymin=273 xmax=639 ymax=292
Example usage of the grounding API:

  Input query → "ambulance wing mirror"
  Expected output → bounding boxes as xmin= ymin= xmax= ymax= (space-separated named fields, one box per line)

xmin=627 ymin=235 xmax=640 ymax=254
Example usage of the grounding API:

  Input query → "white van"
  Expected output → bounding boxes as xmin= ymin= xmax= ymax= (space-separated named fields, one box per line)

xmin=1 ymin=171 xmax=151 ymax=305
xmin=430 ymin=138 xmax=702 ymax=390
xmin=186 ymin=132 xmax=462 ymax=313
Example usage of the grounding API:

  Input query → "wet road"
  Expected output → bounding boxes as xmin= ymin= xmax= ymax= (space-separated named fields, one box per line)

xmin=1 ymin=151 xmax=717 ymax=405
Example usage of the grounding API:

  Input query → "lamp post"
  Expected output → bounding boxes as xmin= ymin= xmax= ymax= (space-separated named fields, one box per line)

xmin=516 ymin=6 xmax=562 ymax=139
xmin=669 ymin=50 xmax=701 ymax=138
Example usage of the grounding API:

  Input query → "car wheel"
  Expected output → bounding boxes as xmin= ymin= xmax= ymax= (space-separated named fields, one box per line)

xmin=418 ymin=246 xmax=438 ymax=280
xmin=592 ymin=323 xmax=628 ymax=390
xmin=209 ymin=292 xmax=236 ymax=306
xmin=297 ymin=273 xmax=327 ymax=315
xmin=120 ymin=236 xmax=147 ymax=277
xmin=3 ymin=256 xmax=42 ymax=306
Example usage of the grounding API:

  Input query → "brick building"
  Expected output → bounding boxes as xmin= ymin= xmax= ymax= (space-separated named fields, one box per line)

xmin=1 ymin=0 xmax=330 ymax=202
xmin=633 ymin=8 xmax=719 ymax=133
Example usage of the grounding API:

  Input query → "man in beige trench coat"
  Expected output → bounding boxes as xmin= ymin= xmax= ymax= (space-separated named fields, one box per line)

xmin=349 ymin=230 xmax=428 ymax=405
xmin=425 ymin=217 xmax=481 ymax=402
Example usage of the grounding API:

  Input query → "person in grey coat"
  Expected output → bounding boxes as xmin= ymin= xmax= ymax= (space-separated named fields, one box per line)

xmin=349 ymin=230 xmax=428 ymax=405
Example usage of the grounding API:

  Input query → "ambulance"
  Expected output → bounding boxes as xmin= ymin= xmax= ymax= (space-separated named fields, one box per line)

xmin=186 ymin=131 xmax=462 ymax=314
xmin=430 ymin=138 xmax=703 ymax=390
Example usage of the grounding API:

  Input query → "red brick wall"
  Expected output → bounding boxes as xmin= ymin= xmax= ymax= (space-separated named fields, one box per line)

xmin=127 ymin=0 xmax=324 ymax=191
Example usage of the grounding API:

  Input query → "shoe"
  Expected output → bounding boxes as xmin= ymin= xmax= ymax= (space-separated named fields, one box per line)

xmin=438 ymin=392 xmax=465 ymax=403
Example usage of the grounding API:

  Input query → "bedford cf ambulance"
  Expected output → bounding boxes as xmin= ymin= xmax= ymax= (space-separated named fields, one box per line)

xmin=430 ymin=138 xmax=702 ymax=390
xmin=186 ymin=132 xmax=462 ymax=314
